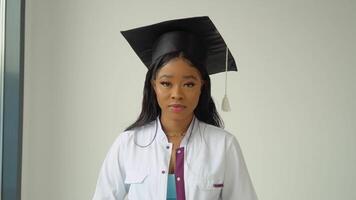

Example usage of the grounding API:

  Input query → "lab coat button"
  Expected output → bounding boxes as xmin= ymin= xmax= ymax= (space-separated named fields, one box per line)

xmin=166 ymin=146 xmax=170 ymax=149
xmin=161 ymin=170 xmax=166 ymax=174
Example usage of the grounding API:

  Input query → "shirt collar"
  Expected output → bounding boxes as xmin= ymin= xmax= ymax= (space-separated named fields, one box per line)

xmin=156 ymin=115 xmax=197 ymax=147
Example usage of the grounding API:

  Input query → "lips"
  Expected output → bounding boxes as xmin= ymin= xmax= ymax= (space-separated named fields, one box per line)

xmin=169 ymin=104 xmax=186 ymax=112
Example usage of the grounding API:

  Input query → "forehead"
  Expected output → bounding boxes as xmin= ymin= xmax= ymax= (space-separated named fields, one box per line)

xmin=156 ymin=58 xmax=202 ymax=78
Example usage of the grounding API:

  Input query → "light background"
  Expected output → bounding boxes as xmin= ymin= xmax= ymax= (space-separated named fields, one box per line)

xmin=22 ymin=0 xmax=356 ymax=200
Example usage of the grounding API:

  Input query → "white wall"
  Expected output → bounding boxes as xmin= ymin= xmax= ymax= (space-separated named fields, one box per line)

xmin=22 ymin=0 xmax=356 ymax=200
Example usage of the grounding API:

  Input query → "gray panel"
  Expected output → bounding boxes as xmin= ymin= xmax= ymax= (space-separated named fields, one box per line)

xmin=0 ymin=0 xmax=5 ymax=199
xmin=1 ymin=0 xmax=25 ymax=199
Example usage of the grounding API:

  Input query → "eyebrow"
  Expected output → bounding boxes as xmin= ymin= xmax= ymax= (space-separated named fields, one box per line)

xmin=158 ymin=75 xmax=173 ymax=79
xmin=182 ymin=75 xmax=199 ymax=80
xmin=158 ymin=74 xmax=199 ymax=80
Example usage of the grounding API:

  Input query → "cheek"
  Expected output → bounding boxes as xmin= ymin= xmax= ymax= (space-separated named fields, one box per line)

xmin=190 ymin=90 xmax=201 ymax=107
xmin=155 ymin=88 xmax=169 ymax=104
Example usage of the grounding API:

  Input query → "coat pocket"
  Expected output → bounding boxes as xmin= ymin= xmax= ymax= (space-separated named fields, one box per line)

xmin=197 ymin=178 xmax=224 ymax=190
xmin=124 ymin=170 xmax=150 ymax=200
xmin=124 ymin=170 xmax=148 ymax=184
xmin=192 ymin=177 xmax=223 ymax=200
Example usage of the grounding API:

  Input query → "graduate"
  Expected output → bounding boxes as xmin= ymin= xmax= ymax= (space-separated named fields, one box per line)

xmin=93 ymin=16 xmax=258 ymax=200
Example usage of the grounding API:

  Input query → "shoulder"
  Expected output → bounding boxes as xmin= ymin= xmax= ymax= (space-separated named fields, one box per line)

xmin=200 ymin=121 xmax=236 ymax=140
xmin=198 ymin=120 xmax=237 ymax=148
xmin=113 ymin=120 xmax=157 ymax=147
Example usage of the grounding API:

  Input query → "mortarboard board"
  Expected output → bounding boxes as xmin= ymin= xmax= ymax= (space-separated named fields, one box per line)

xmin=120 ymin=16 xmax=237 ymax=75
xmin=121 ymin=16 xmax=235 ymax=111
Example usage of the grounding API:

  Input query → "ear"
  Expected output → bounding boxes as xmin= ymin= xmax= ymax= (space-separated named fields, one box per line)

xmin=201 ymin=80 xmax=205 ymax=86
xmin=200 ymin=80 xmax=205 ymax=90
xmin=151 ymin=79 xmax=156 ymax=91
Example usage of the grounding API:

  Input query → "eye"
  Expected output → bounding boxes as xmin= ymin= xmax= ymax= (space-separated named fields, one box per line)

xmin=160 ymin=81 xmax=171 ymax=87
xmin=184 ymin=82 xmax=195 ymax=88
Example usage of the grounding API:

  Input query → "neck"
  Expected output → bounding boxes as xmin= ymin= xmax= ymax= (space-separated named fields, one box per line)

xmin=160 ymin=114 xmax=194 ymax=137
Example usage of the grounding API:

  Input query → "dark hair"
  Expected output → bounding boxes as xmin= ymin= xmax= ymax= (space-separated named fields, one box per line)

xmin=125 ymin=51 xmax=224 ymax=131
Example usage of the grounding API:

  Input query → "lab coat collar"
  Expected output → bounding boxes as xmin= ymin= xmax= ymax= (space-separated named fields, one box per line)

xmin=156 ymin=115 xmax=197 ymax=147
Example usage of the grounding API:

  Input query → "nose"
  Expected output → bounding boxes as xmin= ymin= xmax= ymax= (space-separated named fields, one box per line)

xmin=171 ymin=85 xmax=183 ymax=100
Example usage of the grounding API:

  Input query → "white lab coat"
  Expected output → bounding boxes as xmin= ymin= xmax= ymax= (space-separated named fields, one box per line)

xmin=93 ymin=116 xmax=258 ymax=200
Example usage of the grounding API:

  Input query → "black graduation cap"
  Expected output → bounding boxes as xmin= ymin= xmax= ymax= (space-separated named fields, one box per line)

xmin=120 ymin=16 xmax=237 ymax=75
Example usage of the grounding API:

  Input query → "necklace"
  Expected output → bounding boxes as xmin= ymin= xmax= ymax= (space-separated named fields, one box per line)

xmin=166 ymin=132 xmax=185 ymax=138
xmin=134 ymin=117 xmax=195 ymax=148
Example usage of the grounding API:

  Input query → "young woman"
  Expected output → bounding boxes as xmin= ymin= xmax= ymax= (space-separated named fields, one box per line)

xmin=93 ymin=16 xmax=258 ymax=200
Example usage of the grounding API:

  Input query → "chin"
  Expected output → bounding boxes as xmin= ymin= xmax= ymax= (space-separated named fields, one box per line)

xmin=165 ymin=111 xmax=193 ymax=121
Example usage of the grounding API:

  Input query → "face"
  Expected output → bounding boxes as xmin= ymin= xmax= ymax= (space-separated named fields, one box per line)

xmin=152 ymin=57 xmax=204 ymax=121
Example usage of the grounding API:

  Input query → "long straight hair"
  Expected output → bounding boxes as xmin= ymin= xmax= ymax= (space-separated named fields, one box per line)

xmin=125 ymin=51 xmax=223 ymax=131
